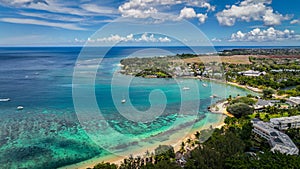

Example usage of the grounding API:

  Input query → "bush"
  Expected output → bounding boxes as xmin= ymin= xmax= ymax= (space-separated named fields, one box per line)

xmin=93 ymin=162 xmax=118 ymax=169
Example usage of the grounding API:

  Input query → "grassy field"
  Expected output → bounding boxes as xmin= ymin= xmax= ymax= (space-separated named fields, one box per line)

xmin=180 ymin=55 xmax=252 ymax=64
xmin=249 ymin=112 xmax=290 ymax=121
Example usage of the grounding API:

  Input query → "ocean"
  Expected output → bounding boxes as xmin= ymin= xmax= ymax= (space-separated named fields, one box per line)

xmin=0 ymin=46 xmax=257 ymax=169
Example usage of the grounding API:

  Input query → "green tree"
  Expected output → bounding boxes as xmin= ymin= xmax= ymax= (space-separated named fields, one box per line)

xmin=154 ymin=145 xmax=175 ymax=161
xmin=225 ymin=151 xmax=300 ymax=169
xmin=142 ymin=160 xmax=181 ymax=169
xmin=227 ymin=103 xmax=254 ymax=118
xmin=263 ymin=88 xmax=276 ymax=98
xmin=194 ymin=131 xmax=200 ymax=139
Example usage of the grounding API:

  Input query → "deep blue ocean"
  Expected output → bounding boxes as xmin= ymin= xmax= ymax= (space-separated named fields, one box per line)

xmin=0 ymin=46 xmax=278 ymax=169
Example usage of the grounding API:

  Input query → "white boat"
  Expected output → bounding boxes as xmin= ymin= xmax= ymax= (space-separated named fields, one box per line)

xmin=202 ymin=83 xmax=207 ymax=87
xmin=121 ymin=99 xmax=126 ymax=104
xmin=183 ymin=87 xmax=190 ymax=90
xmin=210 ymin=94 xmax=217 ymax=98
xmin=17 ymin=106 xmax=24 ymax=110
xmin=0 ymin=98 xmax=10 ymax=102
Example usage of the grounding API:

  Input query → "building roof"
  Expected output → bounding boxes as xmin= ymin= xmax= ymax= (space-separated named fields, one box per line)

xmin=270 ymin=115 xmax=300 ymax=125
xmin=270 ymin=132 xmax=278 ymax=137
xmin=252 ymin=119 xmax=299 ymax=155
xmin=254 ymin=99 xmax=280 ymax=110
xmin=256 ymin=99 xmax=279 ymax=106
xmin=288 ymin=97 xmax=300 ymax=105
xmin=238 ymin=70 xmax=266 ymax=76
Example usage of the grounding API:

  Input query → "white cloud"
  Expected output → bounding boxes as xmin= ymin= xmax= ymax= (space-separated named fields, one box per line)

xmin=197 ymin=13 xmax=207 ymax=24
xmin=19 ymin=12 xmax=84 ymax=22
xmin=80 ymin=3 xmax=118 ymax=15
xmin=118 ymin=0 xmax=162 ymax=19
xmin=158 ymin=36 xmax=171 ymax=42
xmin=263 ymin=9 xmax=290 ymax=26
xmin=0 ymin=0 xmax=118 ymax=16
xmin=211 ymin=38 xmax=221 ymax=42
xmin=230 ymin=27 xmax=300 ymax=42
xmin=290 ymin=19 xmax=299 ymax=24
xmin=74 ymin=38 xmax=86 ymax=43
xmin=199 ymin=2 xmax=215 ymax=12
xmin=88 ymin=33 xmax=171 ymax=43
xmin=118 ymin=0 xmax=212 ymax=23
xmin=119 ymin=6 xmax=158 ymax=19
xmin=216 ymin=0 xmax=291 ymax=26
xmin=178 ymin=7 xmax=207 ymax=24
xmin=187 ymin=1 xmax=215 ymax=12
xmin=0 ymin=0 xmax=119 ymax=30
xmin=178 ymin=7 xmax=197 ymax=19
xmin=0 ymin=0 xmax=48 ymax=6
xmin=0 ymin=17 xmax=86 ymax=30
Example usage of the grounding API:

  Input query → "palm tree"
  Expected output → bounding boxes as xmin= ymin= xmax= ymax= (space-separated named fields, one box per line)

xmin=180 ymin=142 xmax=186 ymax=153
xmin=194 ymin=131 xmax=200 ymax=139
xmin=186 ymin=138 xmax=192 ymax=147
xmin=228 ymin=95 xmax=232 ymax=102
xmin=145 ymin=150 xmax=150 ymax=158
xmin=265 ymin=114 xmax=270 ymax=121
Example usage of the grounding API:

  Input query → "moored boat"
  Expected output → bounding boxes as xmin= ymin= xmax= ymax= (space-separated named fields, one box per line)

xmin=183 ymin=87 xmax=190 ymax=90
xmin=0 ymin=98 xmax=10 ymax=102
xmin=17 ymin=106 xmax=24 ymax=110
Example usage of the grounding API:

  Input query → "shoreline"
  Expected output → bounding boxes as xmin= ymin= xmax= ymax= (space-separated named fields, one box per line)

xmin=60 ymin=114 xmax=227 ymax=169
xmin=61 ymin=79 xmax=258 ymax=169
xmin=226 ymin=82 xmax=263 ymax=93
xmin=209 ymin=100 xmax=234 ymax=117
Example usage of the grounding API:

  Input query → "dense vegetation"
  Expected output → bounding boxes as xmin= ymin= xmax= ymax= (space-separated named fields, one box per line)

xmin=92 ymin=119 xmax=300 ymax=169
xmin=225 ymin=56 xmax=300 ymax=95
xmin=220 ymin=48 xmax=300 ymax=56
xmin=91 ymin=96 xmax=300 ymax=169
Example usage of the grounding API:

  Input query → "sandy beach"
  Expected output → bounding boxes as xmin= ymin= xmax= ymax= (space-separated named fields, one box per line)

xmin=227 ymin=82 xmax=263 ymax=93
xmin=60 ymin=114 xmax=226 ymax=169
xmin=209 ymin=100 xmax=234 ymax=117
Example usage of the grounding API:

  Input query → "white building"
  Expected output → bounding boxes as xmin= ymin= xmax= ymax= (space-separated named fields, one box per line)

xmin=286 ymin=96 xmax=300 ymax=106
xmin=238 ymin=70 xmax=266 ymax=77
xmin=254 ymin=99 xmax=279 ymax=110
xmin=270 ymin=115 xmax=300 ymax=130
xmin=251 ymin=119 xmax=299 ymax=155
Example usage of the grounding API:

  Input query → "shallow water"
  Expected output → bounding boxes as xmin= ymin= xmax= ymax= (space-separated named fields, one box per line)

xmin=0 ymin=47 xmax=254 ymax=169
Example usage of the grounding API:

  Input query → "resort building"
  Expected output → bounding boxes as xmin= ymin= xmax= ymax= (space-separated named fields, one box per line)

xmin=238 ymin=70 xmax=266 ymax=77
xmin=254 ymin=99 xmax=280 ymax=110
xmin=251 ymin=118 xmax=299 ymax=155
xmin=270 ymin=115 xmax=300 ymax=130
xmin=286 ymin=96 xmax=300 ymax=106
xmin=271 ymin=69 xmax=300 ymax=73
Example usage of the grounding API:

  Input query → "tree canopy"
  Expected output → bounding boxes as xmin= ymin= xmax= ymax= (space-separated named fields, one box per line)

xmin=263 ymin=88 xmax=276 ymax=98
xmin=227 ymin=103 xmax=254 ymax=118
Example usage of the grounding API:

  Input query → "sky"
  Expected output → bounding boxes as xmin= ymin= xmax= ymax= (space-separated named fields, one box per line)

xmin=0 ymin=0 xmax=300 ymax=46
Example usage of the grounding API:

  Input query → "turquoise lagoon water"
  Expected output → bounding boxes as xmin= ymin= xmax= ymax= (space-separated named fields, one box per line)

xmin=0 ymin=47 xmax=255 ymax=169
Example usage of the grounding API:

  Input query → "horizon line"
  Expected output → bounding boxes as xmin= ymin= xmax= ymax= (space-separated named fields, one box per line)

xmin=1 ymin=45 xmax=300 ymax=48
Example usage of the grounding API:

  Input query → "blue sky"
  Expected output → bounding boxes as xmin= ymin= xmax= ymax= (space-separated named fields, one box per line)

xmin=0 ymin=0 xmax=300 ymax=46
